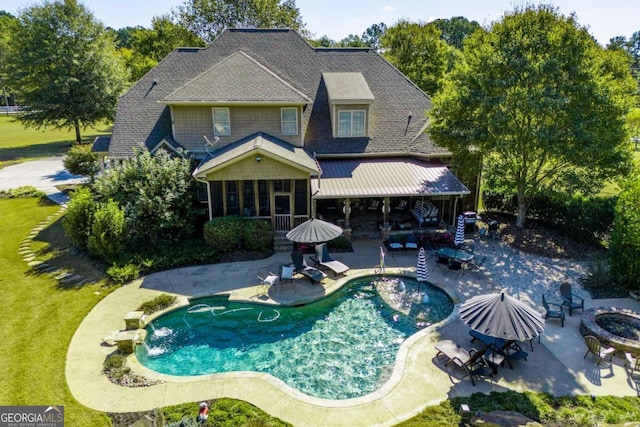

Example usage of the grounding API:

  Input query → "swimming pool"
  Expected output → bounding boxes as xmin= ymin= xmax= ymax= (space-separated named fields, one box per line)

xmin=136 ymin=275 xmax=454 ymax=399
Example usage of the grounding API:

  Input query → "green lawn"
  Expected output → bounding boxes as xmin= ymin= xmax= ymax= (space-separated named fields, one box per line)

xmin=0 ymin=197 xmax=111 ymax=426
xmin=0 ymin=115 xmax=112 ymax=166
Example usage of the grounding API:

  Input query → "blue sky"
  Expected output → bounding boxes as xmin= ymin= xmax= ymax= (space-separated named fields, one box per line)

xmin=3 ymin=0 xmax=640 ymax=46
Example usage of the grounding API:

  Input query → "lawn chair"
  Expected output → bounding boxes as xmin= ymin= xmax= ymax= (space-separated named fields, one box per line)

xmin=625 ymin=352 xmax=640 ymax=375
xmin=312 ymin=243 xmax=350 ymax=275
xmin=434 ymin=339 xmax=491 ymax=386
xmin=560 ymin=282 xmax=584 ymax=316
xmin=404 ymin=234 xmax=419 ymax=254
xmin=583 ymin=335 xmax=614 ymax=366
xmin=367 ymin=199 xmax=380 ymax=211
xmin=290 ymin=250 xmax=326 ymax=283
xmin=542 ymin=294 xmax=565 ymax=327
xmin=257 ymin=268 xmax=279 ymax=294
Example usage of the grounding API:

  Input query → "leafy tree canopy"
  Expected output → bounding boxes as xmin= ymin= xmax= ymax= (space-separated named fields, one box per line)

xmin=5 ymin=0 xmax=126 ymax=142
xmin=172 ymin=0 xmax=305 ymax=44
xmin=429 ymin=5 xmax=636 ymax=227
xmin=428 ymin=16 xmax=481 ymax=50
xmin=381 ymin=20 xmax=455 ymax=96
xmin=610 ymin=167 xmax=640 ymax=289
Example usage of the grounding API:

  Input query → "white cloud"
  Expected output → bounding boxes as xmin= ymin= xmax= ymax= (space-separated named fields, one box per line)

xmin=383 ymin=5 xmax=396 ymax=12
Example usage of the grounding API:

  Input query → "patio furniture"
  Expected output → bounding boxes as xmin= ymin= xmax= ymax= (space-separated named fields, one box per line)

xmin=384 ymin=235 xmax=404 ymax=256
xmin=583 ymin=335 xmax=614 ymax=366
xmin=542 ymin=294 xmax=565 ymax=327
xmin=466 ymin=255 xmax=486 ymax=275
xmin=404 ymin=234 xmax=419 ymax=254
xmin=468 ymin=330 xmax=529 ymax=369
xmin=560 ymin=282 xmax=584 ymax=316
xmin=290 ymin=251 xmax=326 ymax=283
xmin=624 ymin=352 xmax=640 ymax=375
xmin=312 ymin=243 xmax=350 ymax=275
xmin=394 ymin=200 xmax=408 ymax=211
xmin=279 ymin=264 xmax=295 ymax=286
xmin=434 ymin=339 xmax=491 ymax=386
xmin=367 ymin=200 xmax=380 ymax=211
xmin=257 ymin=269 xmax=279 ymax=294
xmin=411 ymin=201 xmax=439 ymax=228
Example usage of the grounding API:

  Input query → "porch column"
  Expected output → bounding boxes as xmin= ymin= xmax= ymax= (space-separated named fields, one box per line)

xmin=382 ymin=197 xmax=391 ymax=226
xmin=343 ymin=197 xmax=351 ymax=228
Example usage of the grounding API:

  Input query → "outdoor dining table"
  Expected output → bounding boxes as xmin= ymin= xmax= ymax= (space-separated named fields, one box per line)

xmin=437 ymin=247 xmax=474 ymax=262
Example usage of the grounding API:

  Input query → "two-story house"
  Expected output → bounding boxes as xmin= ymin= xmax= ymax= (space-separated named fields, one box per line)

xmin=103 ymin=28 xmax=472 ymax=234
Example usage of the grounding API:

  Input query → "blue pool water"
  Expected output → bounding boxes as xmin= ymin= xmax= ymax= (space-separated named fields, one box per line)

xmin=136 ymin=276 xmax=453 ymax=399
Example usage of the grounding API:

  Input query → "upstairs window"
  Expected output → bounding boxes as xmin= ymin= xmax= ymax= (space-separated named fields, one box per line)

xmin=213 ymin=108 xmax=231 ymax=136
xmin=338 ymin=110 xmax=365 ymax=137
xmin=281 ymin=107 xmax=298 ymax=135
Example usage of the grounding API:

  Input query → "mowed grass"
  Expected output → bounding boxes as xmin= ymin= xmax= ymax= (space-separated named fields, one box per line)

xmin=0 ymin=115 xmax=112 ymax=166
xmin=0 ymin=197 xmax=111 ymax=426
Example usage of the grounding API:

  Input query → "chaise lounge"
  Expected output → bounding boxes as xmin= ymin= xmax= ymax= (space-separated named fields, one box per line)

xmin=290 ymin=250 xmax=326 ymax=283
xmin=434 ymin=339 xmax=491 ymax=386
xmin=313 ymin=243 xmax=350 ymax=275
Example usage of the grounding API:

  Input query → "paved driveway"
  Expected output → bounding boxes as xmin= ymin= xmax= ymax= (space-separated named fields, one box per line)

xmin=0 ymin=157 xmax=87 ymax=204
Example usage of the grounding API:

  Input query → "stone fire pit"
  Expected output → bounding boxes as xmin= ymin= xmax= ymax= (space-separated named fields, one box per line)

xmin=580 ymin=307 xmax=640 ymax=356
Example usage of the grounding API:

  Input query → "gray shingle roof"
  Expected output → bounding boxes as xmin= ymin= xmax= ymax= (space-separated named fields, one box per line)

xmin=109 ymin=28 xmax=449 ymax=159
xmin=163 ymin=51 xmax=310 ymax=104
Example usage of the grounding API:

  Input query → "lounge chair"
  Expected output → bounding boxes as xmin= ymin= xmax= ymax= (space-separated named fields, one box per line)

xmin=367 ymin=200 xmax=380 ymax=211
xmin=583 ymin=335 xmax=614 ymax=366
xmin=434 ymin=339 xmax=491 ymax=386
xmin=542 ymin=294 xmax=565 ymax=327
xmin=384 ymin=235 xmax=404 ymax=256
xmin=257 ymin=269 xmax=279 ymax=294
xmin=560 ymin=282 xmax=584 ymax=316
xmin=290 ymin=251 xmax=326 ymax=283
xmin=313 ymin=243 xmax=350 ymax=275
xmin=394 ymin=200 xmax=408 ymax=211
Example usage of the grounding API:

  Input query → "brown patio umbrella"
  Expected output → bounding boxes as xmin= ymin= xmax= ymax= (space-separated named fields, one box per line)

xmin=459 ymin=292 xmax=545 ymax=342
xmin=286 ymin=218 xmax=343 ymax=243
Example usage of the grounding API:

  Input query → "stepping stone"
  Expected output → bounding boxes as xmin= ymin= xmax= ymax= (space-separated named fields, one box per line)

xmin=55 ymin=272 xmax=72 ymax=280
xmin=23 ymin=255 xmax=36 ymax=261
xmin=18 ymin=249 xmax=32 ymax=255
xmin=28 ymin=260 xmax=44 ymax=268
xmin=34 ymin=262 xmax=52 ymax=271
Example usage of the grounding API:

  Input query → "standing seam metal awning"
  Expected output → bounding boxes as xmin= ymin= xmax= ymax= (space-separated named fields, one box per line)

xmin=311 ymin=158 xmax=470 ymax=199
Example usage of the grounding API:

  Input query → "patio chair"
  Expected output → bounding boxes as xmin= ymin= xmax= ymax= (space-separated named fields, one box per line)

xmin=290 ymin=250 xmax=326 ymax=283
xmin=367 ymin=200 xmax=380 ymax=211
xmin=466 ymin=256 xmax=487 ymax=275
xmin=583 ymin=335 xmax=614 ymax=366
xmin=313 ymin=243 xmax=350 ymax=275
xmin=404 ymin=234 xmax=419 ymax=254
xmin=384 ymin=235 xmax=404 ymax=257
xmin=394 ymin=199 xmax=408 ymax=211
xmin=560 ymin=282 xmax=584 ymax=316
xmin=542 ymin=294 xmax=565 ymax=327
xmin=434 ymin=339 xmax=491 ymax=386
xmin=279 ymin=265 xmax=295 ymax=290
xmin=624 ymin=352 xmax=640 ymax=375
xmin=257 ymin=269 xmax=279 ymax=294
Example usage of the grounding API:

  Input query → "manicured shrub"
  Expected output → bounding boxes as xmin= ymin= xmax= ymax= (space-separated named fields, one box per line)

xmin=241 ymin=219 xmax=272 ymax=251
xmin=327 ymin=235 xmax=351 ymax=251
xmin=87 ymin=200 xmax=127 ymax=263
xmin=138 ymin=294 xmax=177 ymax=315
xmin=132 ymin=239 xmax=219 ymax=274
xmin=106 ymin=262 xmax=140 ymax=284
xmin=203 ymin=217 xmax=243 ymax=253
xmin=63 ymin=143 xmax=100 ymax=182
xmin=0 ymin=186 xmax=45 ymax=198
xmin=63 ymin=186 xmax=96 ymax=250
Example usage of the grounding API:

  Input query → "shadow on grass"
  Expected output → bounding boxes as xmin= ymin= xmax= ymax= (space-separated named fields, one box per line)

xmin=0 ymin=129 xmax=111 ymax=163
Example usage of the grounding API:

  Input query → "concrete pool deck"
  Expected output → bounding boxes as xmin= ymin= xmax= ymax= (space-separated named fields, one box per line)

xmin=66 ymin=240 xmax=640 ymax=426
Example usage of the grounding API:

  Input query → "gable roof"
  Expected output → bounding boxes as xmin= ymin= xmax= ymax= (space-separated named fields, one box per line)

xmin=193 ymin=132 xmax=319 ymax=178
xmin=109 ymin=28 xmax=449 ymax=159
xmin=323 ymin=72 xmax=375 ymax=105
xmin=162 ymin=51 xmax=310 ymax=105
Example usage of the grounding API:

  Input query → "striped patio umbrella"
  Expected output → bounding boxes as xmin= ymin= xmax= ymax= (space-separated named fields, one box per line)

xmin=286 ymin=218 xmax=343 ymax=243
xmin=459 ymin=292 xmax=545 ymax=342
xmin=454 ymin=214 xmax=465 ymax=247
xmin=416 ymin=247 xmax=429 ymax=283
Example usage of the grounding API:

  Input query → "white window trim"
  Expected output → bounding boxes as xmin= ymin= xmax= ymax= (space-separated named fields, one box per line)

xmin=212 ymin=107 xmax=231 ymax=136
xmin=337 ymin=109 xmax=366 ymax=137
xmin=281 ymin=107 xmax=298 ymax=136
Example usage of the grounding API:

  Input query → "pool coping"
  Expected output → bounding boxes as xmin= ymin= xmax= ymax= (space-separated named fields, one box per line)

xmin=66 ymin=267 xmax=462 ymax=426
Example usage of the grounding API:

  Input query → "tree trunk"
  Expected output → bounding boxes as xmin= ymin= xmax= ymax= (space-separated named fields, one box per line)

xmin=516 ymin=191 xmax=527 ymax=228
xmin=74 ymin=120 xmax=82 ymax=143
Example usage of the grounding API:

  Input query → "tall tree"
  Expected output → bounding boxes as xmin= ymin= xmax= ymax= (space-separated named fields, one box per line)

xmin=6 ymin=0 xmax=126 ymax=142
xmin=429 ymin=5 xmax=636 ymax=228
xmin=380 ymin=20 xmax=454 ymax=96
xmin=361 ymin=22 xmax=386 ymax=51
xmin=428 ymin=16 xmax=481 ymax=50
xmin=173 ymin=0 xmax=305 ymax=44
xmin=0 ymin=12 xmax=18 ymax=108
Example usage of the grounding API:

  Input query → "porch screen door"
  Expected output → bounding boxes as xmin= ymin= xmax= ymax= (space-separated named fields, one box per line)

xmin=274 ymin=194 xmax=291 ymax=232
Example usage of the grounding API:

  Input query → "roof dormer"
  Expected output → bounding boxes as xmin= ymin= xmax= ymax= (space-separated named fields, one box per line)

xmin=322 ymin=72 xmax=374 ymax=138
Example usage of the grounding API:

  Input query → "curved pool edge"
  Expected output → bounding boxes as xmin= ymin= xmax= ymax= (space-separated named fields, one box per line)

xmin=66 ymin=266 xmax=459 ymax=426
